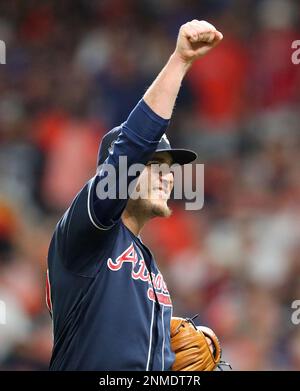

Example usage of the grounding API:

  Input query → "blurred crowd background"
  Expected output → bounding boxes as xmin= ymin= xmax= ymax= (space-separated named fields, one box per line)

xmin=0 ymin=0 xmax=300 ymax=370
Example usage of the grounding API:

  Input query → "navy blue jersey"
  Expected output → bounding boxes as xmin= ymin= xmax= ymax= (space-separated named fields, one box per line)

xmin=46 ymin=100 xmax=175 ymax=370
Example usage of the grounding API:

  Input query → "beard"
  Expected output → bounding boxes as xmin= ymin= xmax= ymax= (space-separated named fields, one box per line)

xmin=147 ymin=199 xmax=172 ymax=218
xmin=126 ymin=197 xmax=172 ymax=220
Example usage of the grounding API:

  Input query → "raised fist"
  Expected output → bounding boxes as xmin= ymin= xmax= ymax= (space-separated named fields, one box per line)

xmin=174 ymin=20 xmax=223 ymax=63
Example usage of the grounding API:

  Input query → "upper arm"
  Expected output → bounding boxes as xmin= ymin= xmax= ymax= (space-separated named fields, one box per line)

xmin=92 ymin=99 xmax=170 ymax=227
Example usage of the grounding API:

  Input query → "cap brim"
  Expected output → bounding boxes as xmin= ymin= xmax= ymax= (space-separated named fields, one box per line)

xmin=155 ymin=148 xmax=197 ymax=165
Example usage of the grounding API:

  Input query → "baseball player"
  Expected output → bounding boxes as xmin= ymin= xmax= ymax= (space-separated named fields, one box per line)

xmin=46 ymin=20 xmax=223 ymax=371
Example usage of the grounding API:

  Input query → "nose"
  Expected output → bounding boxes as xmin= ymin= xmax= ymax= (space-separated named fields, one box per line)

xmin=160 ymin=171 xmax=174 ymax=191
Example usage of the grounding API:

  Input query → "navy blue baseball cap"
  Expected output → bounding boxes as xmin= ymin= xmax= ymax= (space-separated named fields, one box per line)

xmin=97 ymin=126 xmax=197 ymax=166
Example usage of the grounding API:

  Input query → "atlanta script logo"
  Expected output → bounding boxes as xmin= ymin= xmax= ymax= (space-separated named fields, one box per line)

xmin=107 ymin=243 xmax=172 ymax=307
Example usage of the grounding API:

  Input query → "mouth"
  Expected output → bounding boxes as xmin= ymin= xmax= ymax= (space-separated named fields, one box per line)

xmin=154 ymin=185 xmax=169 ymax=192
xmin=152 ymin=187 xmax=170 ymax=199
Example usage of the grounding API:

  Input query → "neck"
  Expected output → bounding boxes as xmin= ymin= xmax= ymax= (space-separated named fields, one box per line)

xmin=121 ymin=209 xmax=149 ymax=236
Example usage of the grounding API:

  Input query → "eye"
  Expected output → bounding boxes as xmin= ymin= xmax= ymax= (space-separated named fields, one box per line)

xmin=146 ymin=160 xmax=160 ymax=166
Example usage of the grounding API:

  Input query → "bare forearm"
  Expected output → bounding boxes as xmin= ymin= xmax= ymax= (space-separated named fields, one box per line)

xmin=143 ymin=53 xmax=191 ymax=120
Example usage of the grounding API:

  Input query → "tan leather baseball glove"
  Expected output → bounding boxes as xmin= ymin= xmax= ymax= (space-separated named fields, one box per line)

xmin=170 ymin=316 xmax=222 ymax=371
